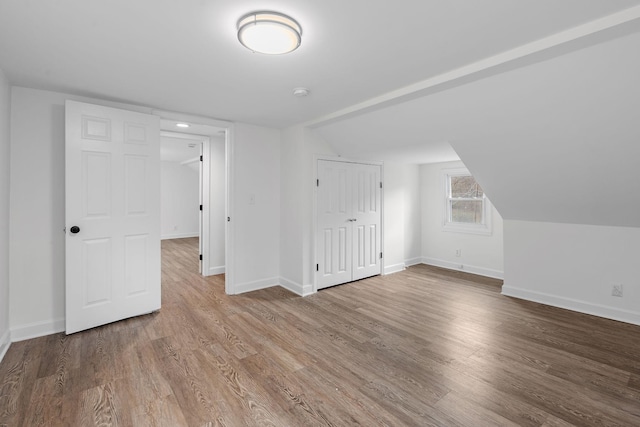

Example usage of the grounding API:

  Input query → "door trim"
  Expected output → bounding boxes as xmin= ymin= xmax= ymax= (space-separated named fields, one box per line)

xmin=312 ymin=155 xmax=384 ymax=293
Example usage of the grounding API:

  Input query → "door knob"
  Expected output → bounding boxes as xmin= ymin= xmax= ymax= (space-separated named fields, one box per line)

xmin=70 ymin=226 xmax=80 ymax=234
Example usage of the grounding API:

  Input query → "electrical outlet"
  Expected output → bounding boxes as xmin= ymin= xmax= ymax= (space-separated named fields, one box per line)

xmin=455 ymin=249 xmax=461 ymax=257
xmin=611 ymin=284 xmax=623 ymax=297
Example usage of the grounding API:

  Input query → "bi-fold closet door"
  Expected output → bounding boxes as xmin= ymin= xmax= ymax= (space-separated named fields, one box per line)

xmin=317 ymin=160 xmax=382 ymax=290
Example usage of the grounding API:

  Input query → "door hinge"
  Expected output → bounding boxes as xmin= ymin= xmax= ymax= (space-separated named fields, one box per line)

xmin=200 ymin=155 xmax=203 ymax=161
xmin=380 ymin=182 xmax=383 ymax=189
xmin=380 ymin=252 xmax=383 ymax=259
xmin=199 ymin=204 xmax=203 ymax=211
xmin=316 ymin=179 xmax=319 ymax=187
xmin=199 ymin=254 xmax=203 ymax=261
xmin=316 ymin=264 xmax=319 ymax=272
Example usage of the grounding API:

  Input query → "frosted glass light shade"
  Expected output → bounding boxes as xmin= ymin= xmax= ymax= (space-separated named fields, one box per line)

xmin=237 ymin=12 xmax=302 ymax=55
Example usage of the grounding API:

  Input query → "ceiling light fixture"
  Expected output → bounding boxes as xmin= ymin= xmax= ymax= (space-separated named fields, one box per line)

xmin=237 ymin=11 xmax=302 ymax=55
xmin=176 ymin=123 xmax=190 ymax=128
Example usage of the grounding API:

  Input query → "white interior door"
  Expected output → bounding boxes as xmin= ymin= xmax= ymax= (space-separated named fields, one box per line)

xmin=317 ymin=160 xmax=382 ymax=290
xmin=352 ymin=163 xmax=382 ymax=281
xmin=317 ymin=161 xmax=352 ymax=289
xmin=65 ymin=100 xmax=161 ymax=334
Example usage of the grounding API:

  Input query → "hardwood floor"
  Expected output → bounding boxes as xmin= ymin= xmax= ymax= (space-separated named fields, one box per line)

xmin=2 ymin=237 xmax=640 ymax=426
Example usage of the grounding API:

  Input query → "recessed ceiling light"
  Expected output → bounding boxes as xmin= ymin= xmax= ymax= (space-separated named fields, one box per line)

xmin=293 ymin=87 xmax=310 ymax=97
xmin=237 ymin=11 xmax=302 ymax=55
xmin=176 ymin=123 xmax=190 ymax=128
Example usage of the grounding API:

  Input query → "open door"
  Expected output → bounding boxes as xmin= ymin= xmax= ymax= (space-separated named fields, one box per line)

xmin=65 ymin=100 xmax=161 ymax=334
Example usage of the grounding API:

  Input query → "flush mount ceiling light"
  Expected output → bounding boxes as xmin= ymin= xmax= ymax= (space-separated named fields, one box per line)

xmin=176 ymin=123 xmax=190 ymax=128
xmin=237 ymin=11 xmax=302 ymax=55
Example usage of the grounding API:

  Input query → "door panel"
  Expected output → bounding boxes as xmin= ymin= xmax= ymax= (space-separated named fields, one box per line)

xmin=66 ymin=100 xmax=160 ymax=334
xmin=124 ymin=234 xmax=149 ymax=296
xmin=82 ymin=238 xmax=112 ymax=306
xmin=83 ymin=152 xmax=111 ymax=217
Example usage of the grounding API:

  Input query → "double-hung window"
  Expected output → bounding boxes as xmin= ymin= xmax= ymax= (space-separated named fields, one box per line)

xmin=442 ymin=168 xmax=491 ymax=235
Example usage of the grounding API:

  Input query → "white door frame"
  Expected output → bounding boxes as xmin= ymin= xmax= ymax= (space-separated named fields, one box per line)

xmin=155 ymin=111 xmax=235 ymax=294
xmin=160 ymin=131 xmax=211 ymax=276
xmin=312 ymin=155 xmax=384 ymax=293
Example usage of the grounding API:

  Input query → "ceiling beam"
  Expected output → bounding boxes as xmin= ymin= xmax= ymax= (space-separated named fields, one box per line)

xmin=304 ymin=5 xmax=640 ymax=129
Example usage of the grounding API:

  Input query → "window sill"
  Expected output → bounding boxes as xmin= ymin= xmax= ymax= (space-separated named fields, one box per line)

xmin=442 ymin=223 xmax=492 ymax=236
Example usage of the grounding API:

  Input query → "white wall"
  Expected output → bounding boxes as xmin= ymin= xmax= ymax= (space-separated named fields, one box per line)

xmin=279 ymin=126 xmax=305 ymax=291
xmin=503 ymin=220 xmax=640 ymax=325
xmin=382 ymin=162 xmax=422 ymax=275
xmin=0 ymin=69 xmax=11 ymax=361
xmin=420 ymin=161 xmax=504 ymax=279
xmin=279 ymin=126 xmax=336 ymax=295
xmin=161 ymin=161 xmax=199 ymax=239
xmin=232 ymin=123 xmax=281 ymax=293
xmin=404 ymin=164 xmax=421 ymax=265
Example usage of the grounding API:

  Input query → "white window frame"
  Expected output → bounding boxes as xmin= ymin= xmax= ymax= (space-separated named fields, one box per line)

xmin=442 ymin=167 xmax=492 ymax=235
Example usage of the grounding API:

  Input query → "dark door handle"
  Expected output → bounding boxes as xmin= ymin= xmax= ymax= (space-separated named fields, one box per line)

xmin=70 ymin=226 xmax=80 ymax=234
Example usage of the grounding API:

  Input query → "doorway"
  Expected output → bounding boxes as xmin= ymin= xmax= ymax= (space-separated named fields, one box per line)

xmin=158 ymin=118 xmax=229 ymax=285
xmin=160 ymin=132 xmax=206 ymax=274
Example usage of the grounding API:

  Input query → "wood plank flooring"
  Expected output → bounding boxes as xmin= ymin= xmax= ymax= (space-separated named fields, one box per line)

xmin=2 ymin=237 xmax=640 ymax=426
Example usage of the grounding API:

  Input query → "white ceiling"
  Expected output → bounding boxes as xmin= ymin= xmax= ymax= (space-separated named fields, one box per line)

xmin=160 ymin=136 xmax=202 ymax=163
xmin=1 ymin=1 xmax=639 ymax=165
xmin=1 ymin=0 xmax=639 ymax=132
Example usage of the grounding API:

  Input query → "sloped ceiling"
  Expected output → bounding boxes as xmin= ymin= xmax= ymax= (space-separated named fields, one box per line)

xmin=316 ymin=29 xmax=640 ymax=227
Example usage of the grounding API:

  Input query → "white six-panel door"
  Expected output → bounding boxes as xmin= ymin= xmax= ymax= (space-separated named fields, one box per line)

xmin=65 ymin=100 xmax=161 ymax=334
xmin=351 ymin=163 xmax=382 ymax=281
xmin=317 ymin=161 xmax=353 ymax=289
xmin=317 ymin=160 xmax=381 ymax=289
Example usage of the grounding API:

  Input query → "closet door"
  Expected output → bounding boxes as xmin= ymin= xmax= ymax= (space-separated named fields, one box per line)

xmin=316 ymin=160 xmax=382 ymax=290
xmin=317 ymin=161 xmax=352 ymax=289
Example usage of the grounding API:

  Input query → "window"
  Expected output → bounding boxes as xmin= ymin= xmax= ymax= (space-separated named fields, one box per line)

xmin=442 ymin=168 xmax=491 ymax=235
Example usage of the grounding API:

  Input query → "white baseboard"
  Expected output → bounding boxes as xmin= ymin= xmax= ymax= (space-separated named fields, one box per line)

xmin=11 ymin=317 xmax=65 ymax=342
xmin=502 ymin=286 xmax=640 ymax=327
xmin=234 ymin=277 xmax=279 ymax=294
xmin=421 ymin=257 xmax=504 ymax=280
xmin=0 ymin=328 xmax=10 ymax=364
xmin=278 ymin=277 xmax=314 ymax=297
xmin=207 ymin=265 xmax=225 ymax=276
xmin=161 ymin=232 xmax=199 ymax=240
xmin=383 ymin=263 xmax=406 ymax=275
xmin=404 ymin=257 xmax=422 ymax=267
